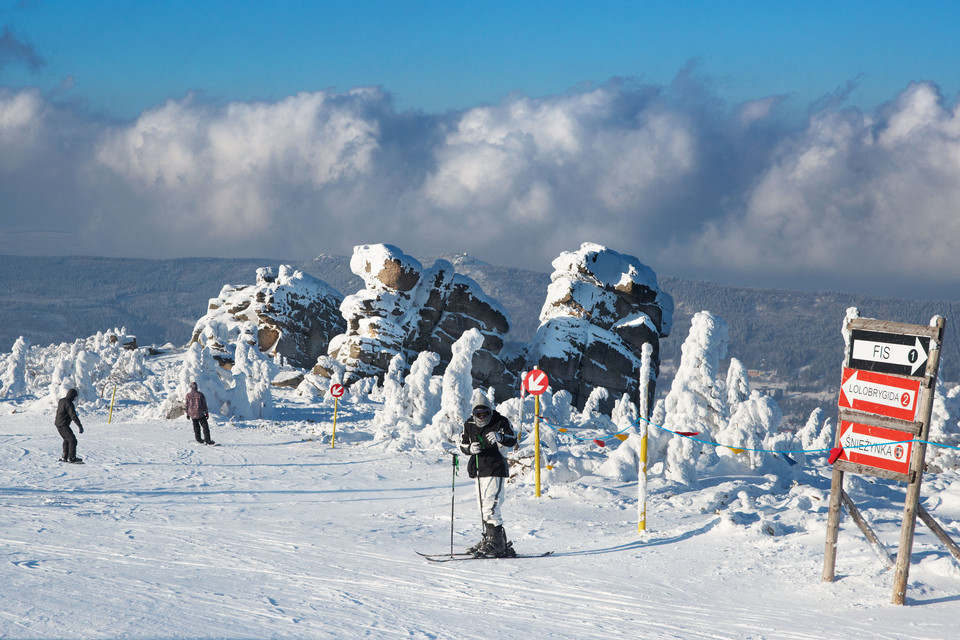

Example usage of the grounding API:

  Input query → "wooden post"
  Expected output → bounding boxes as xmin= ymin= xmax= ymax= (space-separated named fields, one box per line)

xmin=917 ymin=505 xmax=960 ymax=563
xmin=822 ymin=467 xmax=844 ymax=582
xmin=891 ymin=316 xmax=944 ymax=605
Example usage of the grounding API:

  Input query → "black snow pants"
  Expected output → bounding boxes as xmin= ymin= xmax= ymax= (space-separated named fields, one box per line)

xmin=192 ymin=418 xmax=211 ymax=443
xmin=57 ymin=424 xmax=77 ymax=460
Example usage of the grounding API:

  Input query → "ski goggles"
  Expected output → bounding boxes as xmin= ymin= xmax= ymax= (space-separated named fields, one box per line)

xmin=472 ymin=407 xmax=492 ymax=420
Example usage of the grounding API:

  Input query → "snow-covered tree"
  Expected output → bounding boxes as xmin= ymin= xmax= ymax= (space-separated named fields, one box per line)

xmin=662 ymin=311 xmax=730 ymax=486
xmin=159 ymin=343 xmax=252 ymax=420
xmin=421 ymin=328 xmax=484 ymax=448
xmin=0 ymin=336 xmax=29 ymax=398
xmin=725 ymin=358 xmax=750 ymax=416
xmin=927 ymin=378 xmax=960 ymax=471
xmin=797 ymin=407 xmax=834 ymax=453
xmin=233 ymin=334 xmax=275 ymax=418
xmin=717 ymin=391 xmax=782 ymax=471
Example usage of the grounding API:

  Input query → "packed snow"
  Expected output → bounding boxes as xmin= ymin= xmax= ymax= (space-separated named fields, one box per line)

xmin=3 ymin=320 xmax=960 ymax=639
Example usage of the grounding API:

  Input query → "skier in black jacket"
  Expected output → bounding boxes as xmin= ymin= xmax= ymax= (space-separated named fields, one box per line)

xmin=459 ymin=402 xmax=518 ymax=557
xmin=55 ymin=388 xmax=84 ymax=463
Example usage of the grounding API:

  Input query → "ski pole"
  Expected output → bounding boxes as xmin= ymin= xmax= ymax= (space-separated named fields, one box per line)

xmin=475 ymin=444 xmax=485 ymax=538
xmin=450 ymin=453 xmax=459 ymax=556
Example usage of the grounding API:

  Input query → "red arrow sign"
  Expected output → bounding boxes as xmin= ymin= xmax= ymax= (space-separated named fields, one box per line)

xmin=523 ymin=369 xmax=549 ymax=396
xmin=330 ymin=383 xmax=345 ymax=398
xmin=835 ymin=420 xmax=913 ymax=476
xmin=838 ymin=367 xmax=921 ymax=422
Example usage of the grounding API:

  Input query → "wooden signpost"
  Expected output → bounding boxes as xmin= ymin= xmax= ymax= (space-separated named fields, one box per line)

xmin=822 ymin=315 xmax=956 ymax=605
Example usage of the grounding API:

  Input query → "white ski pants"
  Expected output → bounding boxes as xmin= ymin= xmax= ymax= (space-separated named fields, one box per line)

xmin=475 ymin=476 xmax=505 ymax=526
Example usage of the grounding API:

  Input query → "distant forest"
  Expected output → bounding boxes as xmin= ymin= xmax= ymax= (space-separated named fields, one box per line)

xmin=2 ymin=254 xmax=958 ymax=397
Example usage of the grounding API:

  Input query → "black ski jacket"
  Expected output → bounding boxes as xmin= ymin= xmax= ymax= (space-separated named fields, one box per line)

xmin=459 ymin=410 xmax=517 ymax=478
xmin=55 ymin=389 xmax=82 ymax=429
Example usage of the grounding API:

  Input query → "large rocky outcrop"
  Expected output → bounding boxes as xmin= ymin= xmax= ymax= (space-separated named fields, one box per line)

xmin=528 ymin=242 xmax=673 ymax=413
xmin=191 ymin=265 xmax=345 ymax=370
xmin=324 ymin=244 xmax=514 ymax=398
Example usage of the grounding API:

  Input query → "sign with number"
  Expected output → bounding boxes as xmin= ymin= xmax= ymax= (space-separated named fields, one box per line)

xmin=330 ymin=383 xmax=345 ymax=398
xmin=523 ymin=369 xmax=549 ymax=396
xmin=848 ymin=329 xmax=930 ymax=377
xmin=838 ymin=367 xmax=921 ymax=422
xmin=835 ymin=420 xmax=913 ymax=476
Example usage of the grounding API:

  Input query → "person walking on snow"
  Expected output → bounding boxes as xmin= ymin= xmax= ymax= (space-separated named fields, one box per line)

xmin=55 ymin=388 xmax=84 ymax=463
xmin=459 ymin=402 xmax=517 ymax=557
xmin=185 ymin=382 xmax=215 ymax=445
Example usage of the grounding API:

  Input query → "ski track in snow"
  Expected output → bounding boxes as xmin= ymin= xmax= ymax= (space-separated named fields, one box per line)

xmin=2 ymin=407 xmax=960 ymax=639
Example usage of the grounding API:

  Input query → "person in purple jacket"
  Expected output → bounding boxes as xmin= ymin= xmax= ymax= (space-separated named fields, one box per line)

xmin=185 ymin=382 xmax=215 ymax=445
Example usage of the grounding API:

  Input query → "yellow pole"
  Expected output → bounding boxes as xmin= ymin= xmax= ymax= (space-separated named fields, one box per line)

xmin=534 ymin=394 xmax=541 ymax=497
xmin=639 ymin=422 xmax=648 ymax=532
xmin=331 ymin=397 xmax=339 ymax=448
xmin=108 ymin=385 xmax=117 ymax=424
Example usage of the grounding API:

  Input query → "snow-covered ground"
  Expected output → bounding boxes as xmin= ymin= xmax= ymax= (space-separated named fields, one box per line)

xmin=3 ymin=382 xmax=960 ymax=640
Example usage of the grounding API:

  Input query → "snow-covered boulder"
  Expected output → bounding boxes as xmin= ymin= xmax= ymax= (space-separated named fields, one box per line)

xmin=326 ymin=244 xmax=515 ymax=399
xmin=528 ymin=242 xmax=673 ymax=413
xmin=191 ymin=265 xmax=345 ymax=370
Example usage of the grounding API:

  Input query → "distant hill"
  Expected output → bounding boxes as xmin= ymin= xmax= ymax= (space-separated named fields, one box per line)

xmin=2 ymin=254 xmax=957 ymax=422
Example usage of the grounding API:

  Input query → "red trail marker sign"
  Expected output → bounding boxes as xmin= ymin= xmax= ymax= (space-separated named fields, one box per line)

xmin=835 ymin=420 xmax=913 ymax=476
xmin=838 ymin=367 xmax=921 ymax=422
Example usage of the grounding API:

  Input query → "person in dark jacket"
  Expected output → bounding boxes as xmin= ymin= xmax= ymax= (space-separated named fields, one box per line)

xmin=55 ymin=388 xmax=84 ymax=463
xmin=185 ymin=382 xmax=215 ymax=445
xmin=459 ymin=402 xmax=518 ymax=557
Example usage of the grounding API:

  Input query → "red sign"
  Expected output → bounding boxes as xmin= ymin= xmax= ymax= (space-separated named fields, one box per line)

xmin=329 ymin=383 xmax=345 ymax=398
xmin=523 ymin=369 xmax=549 ymax=396
xmin=836 ymin=420 xmax=913 ymax=476
xmin=838 ymin=367 xmax=921 ymax=422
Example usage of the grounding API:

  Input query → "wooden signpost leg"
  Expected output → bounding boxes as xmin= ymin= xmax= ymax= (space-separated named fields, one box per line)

xmin=891 ymin=316 xmax=944 ymax=605
xmin=822 ymin=467 xmax=844 ymax=582
xmin=891 ymin=464 xmax=924 ymax=605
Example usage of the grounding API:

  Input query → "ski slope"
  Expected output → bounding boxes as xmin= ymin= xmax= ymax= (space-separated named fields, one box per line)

xmin=3 ymin=392 xmax=959 ymax=639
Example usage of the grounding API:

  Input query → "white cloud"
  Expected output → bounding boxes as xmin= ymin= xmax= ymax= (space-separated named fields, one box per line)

xmin=682 ymin=82 xmax=960 ymax=293
xmin=1 ymin=77 xmax=959 ymax=298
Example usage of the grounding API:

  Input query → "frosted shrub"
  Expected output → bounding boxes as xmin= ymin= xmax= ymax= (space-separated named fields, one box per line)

xmin=597 ymin=394 xmax=642 ymax=481
xmin=581 ymin=386 xmax=609 ymax=417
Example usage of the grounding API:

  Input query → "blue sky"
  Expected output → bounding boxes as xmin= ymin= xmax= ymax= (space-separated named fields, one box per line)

xmin=2 ymin=0 xmax=960 ymax=299
xmin=3 ymin=1 xmax=958 ymax=118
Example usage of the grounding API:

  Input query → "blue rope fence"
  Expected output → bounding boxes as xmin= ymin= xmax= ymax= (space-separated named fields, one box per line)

xmin=531 ymin=411 xmax=960 ymax=466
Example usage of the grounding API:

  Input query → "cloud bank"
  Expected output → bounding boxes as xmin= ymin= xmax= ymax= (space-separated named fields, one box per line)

xmin=1 ymin=73 xmax=959 ymax=298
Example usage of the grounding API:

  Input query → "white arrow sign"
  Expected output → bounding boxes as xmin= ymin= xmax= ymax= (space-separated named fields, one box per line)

xmin=839 ymin=423 xmax=911 ymax=465
xmin=852 ymin=336 xmax=928 ymax=376
xmin=840 ymin=369 xmax=916 ymax=412
xmin=523 ymin=369 xmax=549 ymax=396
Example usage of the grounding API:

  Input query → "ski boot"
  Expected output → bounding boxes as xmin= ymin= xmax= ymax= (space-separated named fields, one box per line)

xmin=467 ymin=522 xmax=495 ymax=555
xmin=476 ymin=524 xmax=509 ymax=558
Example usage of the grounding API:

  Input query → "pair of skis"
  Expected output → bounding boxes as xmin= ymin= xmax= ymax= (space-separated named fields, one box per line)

xmin=422 ymin=450 xmax=552 ymax=562
xmin=416 ymin=550 xmax=553 ymax=563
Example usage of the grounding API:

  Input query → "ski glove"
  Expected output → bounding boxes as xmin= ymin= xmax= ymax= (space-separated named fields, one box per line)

xmin=469 ymin=442 xmax=482 ymax=454
xmin=484 ymin=431 xmax=501 ymax=445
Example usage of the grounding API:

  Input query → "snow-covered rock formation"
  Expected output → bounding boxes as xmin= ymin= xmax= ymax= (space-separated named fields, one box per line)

xmin=191 ymin=265 xmax=345 ymax=370
xmin=528 ymin=242 xmax=673 ymax=413
xmin=325 ymin=244 xmax=515 ymax=398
